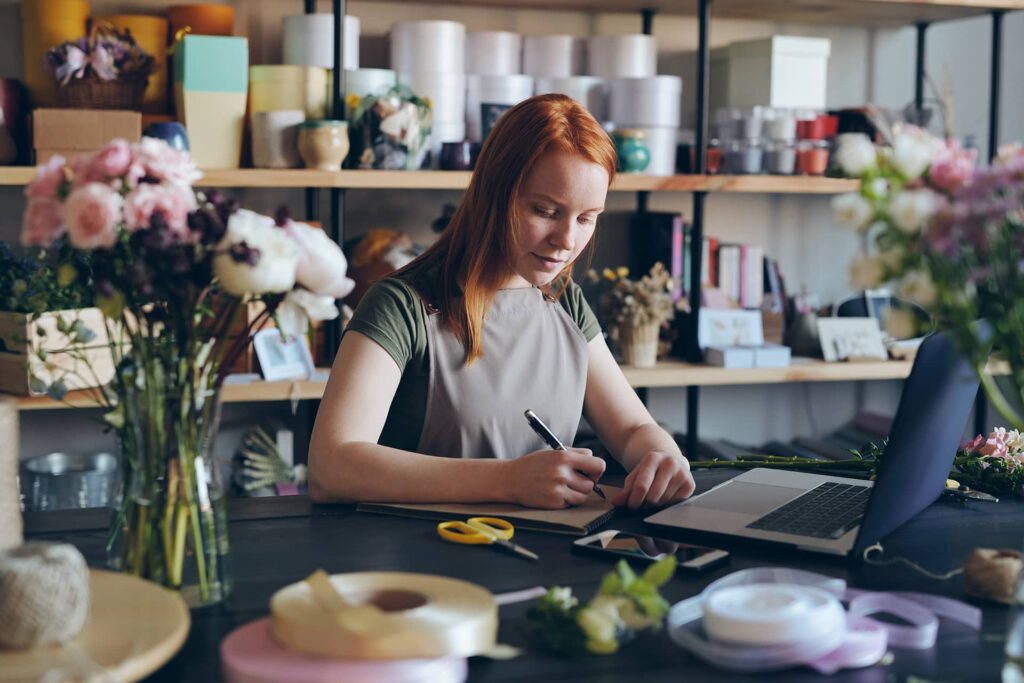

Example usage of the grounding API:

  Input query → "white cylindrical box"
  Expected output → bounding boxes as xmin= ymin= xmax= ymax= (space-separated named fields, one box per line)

xmin=608 ymin=76 xmax=682 ymax=128
xmin=428 ymin=120 xmax=468 ymax=168
xmin=465 ymin=74 xmax=533 ymax=141
xmin=522 ymin=35 xmax=585 ymax=78
xmin=703 ymin=584 xmax=845 ymax=647
xmin=397 ymin=71 xmax=467 ymax=126
xmin=282 ymin=14 xmax=359 ymax=70
xmin=390 ymin=20 xmax=466 ymax=75
xmin=587 ymin=35 xmax=657 ymax=78
xmin=534 ymin=76 xmax=606 ymax=122
xmin=344 ymin=68 xmax=397 ymax=117
xmin=465 ymin=31 xmax=522 ymax=75
xmin=632 ymin=126 xmax=677 ymax=176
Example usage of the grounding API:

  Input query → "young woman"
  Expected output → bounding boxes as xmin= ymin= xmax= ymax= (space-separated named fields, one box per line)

xmin=309 ymin=94 xmax=694 ymax=510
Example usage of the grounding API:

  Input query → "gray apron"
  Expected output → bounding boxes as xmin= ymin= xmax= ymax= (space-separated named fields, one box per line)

xmin=416 ymin=287 xmax=589 ymax=460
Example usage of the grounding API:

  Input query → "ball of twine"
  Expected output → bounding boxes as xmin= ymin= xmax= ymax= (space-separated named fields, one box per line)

xmin=963 ymin=547 xmax=1023 ymax=605
xmin=0 ymin=542 xmax=90 ymax=649
xmin=0 ymin=397 xmax=21 ymax=551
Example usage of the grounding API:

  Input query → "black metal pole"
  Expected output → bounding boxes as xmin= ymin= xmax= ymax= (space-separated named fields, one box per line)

xmin=641 ymin=8 xmax=655 ymax=35
xmin=685 ymin=0 xmax=712 ymax=460
xmin=914 ymin=23 xmax=928 ymax=115
xmin=973 ymin=10 xmax=1005 ymax=438
xmin=304 ymin=0 xmax=315 ymax=13
xmin=324 ymin=0 xmax=347 ymax=363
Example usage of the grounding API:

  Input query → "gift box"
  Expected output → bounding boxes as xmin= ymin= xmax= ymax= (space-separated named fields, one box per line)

xmin=174 ymin=35 xmax=248 ymax=169
xmin=32 ymin=108 xmax=141 ymax=163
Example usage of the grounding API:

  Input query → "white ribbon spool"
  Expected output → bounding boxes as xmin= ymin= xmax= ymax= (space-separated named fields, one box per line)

xmin=703 ymin=583 xmax=845 ymax=646
xmin=587 ymin=35 xmax=657 ymax=78
xmin=391 ymin=20 xmax=466 ymax=75
xmin=282 ymin=14 xmax=359 ymax=70
xmin=466 ymin=31 xmax=522 ymax=76
xmin=523 ymin=35 xmax=585 ymax=78
xmin=608 ymin=75 xmax=682 ymax=128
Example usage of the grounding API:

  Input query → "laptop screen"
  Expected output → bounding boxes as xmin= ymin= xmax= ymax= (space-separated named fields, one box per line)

xmin=852 ymin=328 xmax=982 ymax=554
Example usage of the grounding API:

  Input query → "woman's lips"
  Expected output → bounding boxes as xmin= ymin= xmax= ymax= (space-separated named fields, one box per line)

xmin=532 ymin=253 xmax=564 ymax=271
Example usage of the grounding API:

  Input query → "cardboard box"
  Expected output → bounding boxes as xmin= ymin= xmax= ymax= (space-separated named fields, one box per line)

xmin=0 ymin=308 xmax=117 ymax=395
xmin=705 ymin=346 xmax=755 ymax=369
xmin=33 ymin=108 xmax=141 ymax=164
xmin=711 ymin=35 xmax=831 ymax=110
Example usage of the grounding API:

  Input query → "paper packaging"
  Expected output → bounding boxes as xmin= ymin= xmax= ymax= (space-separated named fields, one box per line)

xmin=465 ymin=31 xmax=522 ymax=76
xmin=282 ymin=14 xmax=359 ymax=70
xmin=608 ymin=76 xmax=682 ymax=128
xmin=523 ymin=35 xmax=585 ymax=78
xmin=33 ymin=108 xmax=141 ymax=164
xmin=712 ymin=36 xmax=831 ymax=110
xmin=390 ymin=20 xmax=466 ymax=74
xmin=753 ymin=343 xmax=791 ymax=368
xmin=705 ymin=346 xmax=755 ymax=369
xmin=587 ymin=35 xmax=657 ymax=78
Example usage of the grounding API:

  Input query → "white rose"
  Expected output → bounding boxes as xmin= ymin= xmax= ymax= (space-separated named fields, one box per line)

xmin=891 ymin=127 xmax=937 ymax=180
xmin=832 ymin=192 xmax=874 ymax=232
xmin=276 ymin=288 xmax=340 ymax=338
xmin=898 ymin=270 xmax=937 ymax=307
xmin=834 ymin=133 xmax=877 ymax=176
xmin=284 ymin=221 xmax=356 ymax=299
xmin=885 ymin=308 xmax=917 ymax=340
xmin=866 ymin=177 xmax=889 ymax=201
xmin=888 ymin=190 xmax=939 ymax=234
xmin=849 ymin=253 xmax=884 ymax=289
xmin=215 ymin=209 xmax=299 ymax=295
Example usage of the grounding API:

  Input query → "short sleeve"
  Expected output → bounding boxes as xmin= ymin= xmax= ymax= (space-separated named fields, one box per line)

xmin=559 ymin=279 xmax=602 ymax=342
xmin=344 ymin=278 xmax=423 ymax=370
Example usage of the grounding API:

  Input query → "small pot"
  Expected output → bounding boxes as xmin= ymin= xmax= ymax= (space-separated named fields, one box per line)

xmin=143 ymin=121 xmax=189 ymax=151
xmin=439 ymin=140 xmax=479 ymax=171
xmin=20 ymin=452 xmax=120 ymax=511
xmin=297 ymin=120 xmax=349 ymax=171
xmin=612 ymin=128 xmax=651 ymax=174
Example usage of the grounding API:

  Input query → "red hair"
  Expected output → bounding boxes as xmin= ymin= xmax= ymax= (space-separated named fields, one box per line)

xmin=399 ymin=93 xmax=616 ymax=365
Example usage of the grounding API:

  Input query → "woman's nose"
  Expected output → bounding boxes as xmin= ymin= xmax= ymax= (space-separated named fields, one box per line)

xmin=549 ymin=219 xmax=575 ymax=250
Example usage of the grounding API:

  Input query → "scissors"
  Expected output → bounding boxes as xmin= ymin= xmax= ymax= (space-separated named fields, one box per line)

xmin=436 ymin=516 xmax=539 ymax=561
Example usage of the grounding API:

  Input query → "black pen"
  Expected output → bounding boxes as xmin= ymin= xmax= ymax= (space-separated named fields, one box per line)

xmin=524 ymin=409 xmax=606 ymax=500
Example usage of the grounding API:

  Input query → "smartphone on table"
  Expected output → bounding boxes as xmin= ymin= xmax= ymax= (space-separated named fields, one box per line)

xmin=574 ymin=529 xmax=729 ymax=572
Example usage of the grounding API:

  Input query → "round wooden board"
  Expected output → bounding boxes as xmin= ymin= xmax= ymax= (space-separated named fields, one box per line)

xmin=0 ymin=569 xmax=190 ymax=682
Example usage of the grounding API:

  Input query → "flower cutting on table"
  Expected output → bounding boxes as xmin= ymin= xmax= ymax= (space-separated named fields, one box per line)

xmin=527 ymin=556 xmax=676 ymax=655
xmin=18 ymin=137 xmax=355 ymax=606
xmin=832 ymin=120 xmax=1024 ymax=431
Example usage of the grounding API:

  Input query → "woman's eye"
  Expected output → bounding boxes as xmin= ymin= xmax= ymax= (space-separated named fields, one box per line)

xmin=534 ymin=206 xmax=557 ymax=218
xmin=578 ymin=215 xmax=596 ymax=225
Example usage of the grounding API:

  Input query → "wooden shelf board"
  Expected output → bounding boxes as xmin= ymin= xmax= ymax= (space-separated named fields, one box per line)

xmin=11 ymin=358 xmax=925 ymax=410
xmin=0 ymin=166 xmax=858 ymax=194
xmin=351 ymin=0 xmax=1022 ymax=26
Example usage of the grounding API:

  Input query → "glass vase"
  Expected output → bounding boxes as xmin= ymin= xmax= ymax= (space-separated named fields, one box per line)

xmin=107 ymin=383 xmax=232 ymax=608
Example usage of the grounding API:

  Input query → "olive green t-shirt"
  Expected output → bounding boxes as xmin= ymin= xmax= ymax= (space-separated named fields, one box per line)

xmin=344 ymin=271 xmax=602 ymax=452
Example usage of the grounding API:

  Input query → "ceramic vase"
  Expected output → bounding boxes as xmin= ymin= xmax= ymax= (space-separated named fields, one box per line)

xmin=297 ymin=120 xmax=349 ymax=171
xmin=613 ymin=128 xmax=651 ymax=174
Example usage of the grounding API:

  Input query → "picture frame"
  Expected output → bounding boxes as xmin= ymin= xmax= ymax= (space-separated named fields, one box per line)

xmin=252 ymin=329 xmax=315 ymax=382
xmin=697 ymin=309 xmax=764 ymax=348
xmin=816 ymin=317 xmax=888 ymax=362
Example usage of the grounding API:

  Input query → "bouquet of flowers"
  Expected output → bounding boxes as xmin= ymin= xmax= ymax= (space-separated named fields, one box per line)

xmin=587 ymin=263 xmax=683 ymax=330
xmin=346 ymin=84 xmax=432 ymax=170
xmin=47 ymin=26 xmax=155 ymax=86
xmin=832 ymin=123 xmax=1024 ymax=430
xmin=528 ymin=557 xmax=676 ymax=655
xmin=20 ymin=138 xmax=354 ymax=606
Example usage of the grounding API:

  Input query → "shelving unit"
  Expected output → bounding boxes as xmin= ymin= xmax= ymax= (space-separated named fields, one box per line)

xmin=12 ymin=358 xmax=916 ymax=411
xmin=0 ymin=166 xmax=859 ymax=193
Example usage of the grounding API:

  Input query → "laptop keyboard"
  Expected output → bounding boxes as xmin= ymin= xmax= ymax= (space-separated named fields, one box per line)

xmin=746 ymin=482 xmax=870 ymax=539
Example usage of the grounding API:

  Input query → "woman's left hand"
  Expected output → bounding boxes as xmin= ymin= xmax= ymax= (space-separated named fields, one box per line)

xmin=611 ymin=451 xmax=695 ymax=509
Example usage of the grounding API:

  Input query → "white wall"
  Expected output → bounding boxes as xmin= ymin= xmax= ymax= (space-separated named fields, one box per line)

xmin=3 ymin=0 xmax=1019 ymax=461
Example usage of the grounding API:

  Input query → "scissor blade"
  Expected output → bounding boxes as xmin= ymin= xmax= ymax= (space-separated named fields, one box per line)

xmin=495 ymin=539 xmax=539 ymax=561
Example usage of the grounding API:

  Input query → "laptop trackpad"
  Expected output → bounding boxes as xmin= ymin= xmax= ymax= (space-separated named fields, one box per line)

xmin=691 ymin=482 xmax=802 ymax=516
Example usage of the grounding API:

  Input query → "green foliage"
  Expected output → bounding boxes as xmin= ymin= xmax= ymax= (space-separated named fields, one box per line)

xmin=0 ymin=241 xmax=94 ymax=314
xmin=527 ymin=556 xmax=676 ymax=656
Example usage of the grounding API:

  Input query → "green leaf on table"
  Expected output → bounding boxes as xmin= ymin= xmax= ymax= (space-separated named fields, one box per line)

xmin=641 ymin=556 xmax=676 ymax=587
xmin=615 ymin=559 xmax=637 ymax=586
xmin=598 ymin=571 xmax=623 ymax=596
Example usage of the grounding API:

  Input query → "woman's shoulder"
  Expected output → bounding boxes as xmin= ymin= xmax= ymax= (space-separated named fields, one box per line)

xmin=551 ymin=275 xmax=601 ymax=342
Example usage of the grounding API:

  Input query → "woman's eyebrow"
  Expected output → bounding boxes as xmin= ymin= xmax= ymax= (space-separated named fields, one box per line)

xmin=526 ymin=192 xmax=605 ymax=213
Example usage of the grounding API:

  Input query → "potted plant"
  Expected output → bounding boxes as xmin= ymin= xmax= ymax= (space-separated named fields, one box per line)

xmin=46 ymin=25 xmax=155 ymax=110
xmin=587 ymin=263 xmax=681 ymax=368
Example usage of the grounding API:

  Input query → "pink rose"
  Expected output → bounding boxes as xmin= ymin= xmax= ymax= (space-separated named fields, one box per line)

xmin=979 ymin=427 xmax=1011 ymax=457
xmin=25 ymin=155 xmax=67 ymax=199
xmin=284 ymin=220 xmax=355 ymax=299
xmin=130 ymin=137 xmax=202 ymax=187
xmin=65 ymin=183 xmax=123 ymax=249
xmin=928 ymin=139 xmax=977 ymax=194
xmin=123 ymin=183 xmax=197 ymax=238
xmin=20 ymin=197 xmax=65 ymax=247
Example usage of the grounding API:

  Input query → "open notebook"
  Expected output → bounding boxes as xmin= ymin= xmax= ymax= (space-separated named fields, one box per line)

xmin=357 ymin=487 xmax=621 ymax=535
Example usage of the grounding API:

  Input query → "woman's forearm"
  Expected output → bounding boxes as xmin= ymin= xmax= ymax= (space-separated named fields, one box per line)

xmin=308 ymin=441 xmax=514 ymax=504
xmin=616 ymin=422 xmax=685 ymax=472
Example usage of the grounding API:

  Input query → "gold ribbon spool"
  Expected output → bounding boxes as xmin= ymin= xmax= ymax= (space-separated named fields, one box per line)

xmin=270 ymin=571 xmax=498 ymax=660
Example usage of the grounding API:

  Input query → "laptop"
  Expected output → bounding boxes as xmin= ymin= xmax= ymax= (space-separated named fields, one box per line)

xmin=645 ymin=329 xmax=982 ymax=556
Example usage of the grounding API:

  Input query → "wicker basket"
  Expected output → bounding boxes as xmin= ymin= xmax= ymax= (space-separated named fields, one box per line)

xmin=56 ymin=78 xmax=147 ymax=111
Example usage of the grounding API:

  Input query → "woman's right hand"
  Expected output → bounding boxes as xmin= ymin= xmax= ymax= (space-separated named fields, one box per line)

xmin=506 ymin=448 xmax=606 ymax=508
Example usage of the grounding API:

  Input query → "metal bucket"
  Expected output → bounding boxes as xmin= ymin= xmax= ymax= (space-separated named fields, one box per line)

xmin=21 ymin=452 xmax=120 ymax=511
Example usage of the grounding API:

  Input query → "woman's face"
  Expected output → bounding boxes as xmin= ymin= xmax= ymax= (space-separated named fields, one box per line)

xmin=506 ymin=149 xmax=609 ymax=289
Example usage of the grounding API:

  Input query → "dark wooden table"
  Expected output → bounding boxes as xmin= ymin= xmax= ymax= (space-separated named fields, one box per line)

xmin=25 ymin=471 xmax=1021 ymax=682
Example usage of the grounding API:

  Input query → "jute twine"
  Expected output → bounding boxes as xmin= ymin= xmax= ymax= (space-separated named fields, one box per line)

xmin=0 ymin=397 xmax=21 ymax=551
xmin=0 ymin=542 xmax=90 ymax=648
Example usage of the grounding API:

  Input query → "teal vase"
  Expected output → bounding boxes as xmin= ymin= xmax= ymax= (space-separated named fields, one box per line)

xmin=614 ymin=129 xmax=651 ymax=173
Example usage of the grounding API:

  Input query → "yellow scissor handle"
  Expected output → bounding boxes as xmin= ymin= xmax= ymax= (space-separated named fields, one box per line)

xmin=436 ymin=517 xmax=515 ymax=545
